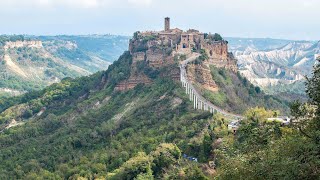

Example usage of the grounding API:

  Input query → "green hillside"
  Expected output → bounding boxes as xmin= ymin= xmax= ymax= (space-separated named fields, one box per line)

xmin=200 ymin=66 xmax=290 ymax=114
xmin=0 ymin=35 xmax=129 ymax=97
xmin=0 ymin=62 xmax=213 ymax=178
xmin=0 ymin=52 xmax=319 ymax=179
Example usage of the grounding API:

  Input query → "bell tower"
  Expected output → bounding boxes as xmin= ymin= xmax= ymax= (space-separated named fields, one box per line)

xmin=165 ymin=17 xmax=170 ymax=31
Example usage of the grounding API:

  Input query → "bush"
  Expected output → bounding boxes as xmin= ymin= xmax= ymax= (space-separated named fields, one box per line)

xmin=22 ymin=109 xmax=33 ymax=119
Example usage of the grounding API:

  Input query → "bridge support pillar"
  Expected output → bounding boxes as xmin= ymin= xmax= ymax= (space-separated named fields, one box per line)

xmin=193 ymin=94 xmax=196 ymax=109
xmin=185 ymin=83 xmax=188 ymax=94
xmin=195 ymin=96 xmax=197 ymax=109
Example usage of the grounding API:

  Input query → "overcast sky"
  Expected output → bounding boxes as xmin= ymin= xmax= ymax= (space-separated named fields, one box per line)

xmin=0 ymin=0 xmax=319 ymax=40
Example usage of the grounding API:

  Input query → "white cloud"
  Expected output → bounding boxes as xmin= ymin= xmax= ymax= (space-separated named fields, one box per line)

xmin=0 ymin=0 xmax=319 ymax=39
xmin=127 ymin=0 xmax=152 ymax=6
xmin=58 ymin=0 xmax=101 ymax=8
xmin=0 ymin=0 xmax=110 ymax=9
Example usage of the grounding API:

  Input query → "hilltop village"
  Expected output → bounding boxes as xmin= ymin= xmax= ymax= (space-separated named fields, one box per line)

xmin=115 ymin=17 xmax=237 ymax=91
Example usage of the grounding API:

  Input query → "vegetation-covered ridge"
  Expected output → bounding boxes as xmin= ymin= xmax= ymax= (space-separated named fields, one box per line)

xmin=0 ymin=75 xmax=216 ymax=178
xmin=0 ymin=41 xmax=318 ymax=179
xmin=0 ymin=35 xmax=129 ymax=97
xmin=189 ymin=49 xmax=290 ymax=115
xmin=214 ymin=58 xmax=320 ymax=179
xmin=202 ymin=65 xmax=290 ymax=114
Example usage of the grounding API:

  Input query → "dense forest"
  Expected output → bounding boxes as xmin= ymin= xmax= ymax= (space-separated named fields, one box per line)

xmin=215 ymin=58 xmax=320 ymax=179
xmin=0 ymin=51 xmax=319 ymax=179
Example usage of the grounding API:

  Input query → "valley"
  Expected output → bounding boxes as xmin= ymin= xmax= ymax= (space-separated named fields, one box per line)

xmin=1 ymin=0 xmax=319 ymax=179
xmin=227 ymin=37 xmax=319 ymax=96
xmin=0 ymin=35 xmax=129 ymax=96
xmin=0 ymin=18 xmax=311 ymax=179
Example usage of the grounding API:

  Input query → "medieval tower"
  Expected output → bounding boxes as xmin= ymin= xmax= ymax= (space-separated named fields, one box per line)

xmin=165 ymin=17 xmax=170 ymax=31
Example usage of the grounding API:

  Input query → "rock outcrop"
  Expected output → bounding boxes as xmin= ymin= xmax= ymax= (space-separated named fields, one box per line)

xmin=115 ymin=52 xmax=152 ymax=91
xmin=114 ymin=74 xmax=152 ymax=91
xmin=115 ymin=18 xmax=237 ymax=91
xmin=229 ymin=40 xmax=320 ymax=88
xmin=4 ymin=41 xmax=43 ymax=50
xmin=187 ymin=63 xmax=218 ymax=91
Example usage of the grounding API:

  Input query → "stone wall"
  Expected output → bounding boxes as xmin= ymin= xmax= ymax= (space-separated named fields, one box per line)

xmin=159 ymin=33 xmax=180 ymax=47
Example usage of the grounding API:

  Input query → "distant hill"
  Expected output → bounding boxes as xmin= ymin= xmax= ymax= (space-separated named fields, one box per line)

xmin=226 ymin=37 xmax=319 ymax=96
xmin=226 ymin=37 xmax=295 ymax=51
xmin=0 ymin=35 xmax=130 ymax=97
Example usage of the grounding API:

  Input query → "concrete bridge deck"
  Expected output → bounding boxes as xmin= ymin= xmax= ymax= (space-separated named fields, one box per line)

xmin=180 ymin=53 xmax=243 ymax=120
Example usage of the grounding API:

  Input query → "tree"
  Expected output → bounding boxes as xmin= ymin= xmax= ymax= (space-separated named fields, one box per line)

xmin=291 ymin=57 xmax=320 ymax=143
xmin=216 ymin=57 xmax=320 ymax=179
xmin=306 ymin=57 xmax=320 ymax=107
xmin=150 ymin=143 xmax=181 ymax=175
xmin=212 ymin=33 xmax=223 ymax=41
xmin=133 ymin=31 xmax=140 ymax=39
xmin=22 ymin=109 xmax=33 ymax=119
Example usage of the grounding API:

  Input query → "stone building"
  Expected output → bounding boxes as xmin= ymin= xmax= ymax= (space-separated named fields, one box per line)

xmin=117 ymin=17 xmax=238 ymax=91
xmin=131 ymin=17 xmax=236 ymax=68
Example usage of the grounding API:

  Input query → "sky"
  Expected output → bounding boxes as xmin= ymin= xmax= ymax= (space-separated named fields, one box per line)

xmin=0 ymin=0 xmax=319 ymax=40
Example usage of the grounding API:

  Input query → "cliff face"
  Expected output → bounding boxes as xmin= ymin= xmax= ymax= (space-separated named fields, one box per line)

xmin=115 ymin=52 xmax=152 ymax=91
xmin=187 ymin=63 xmax=218 ymax=91
xmin=201 ymin=41 xmax=237 ymax=72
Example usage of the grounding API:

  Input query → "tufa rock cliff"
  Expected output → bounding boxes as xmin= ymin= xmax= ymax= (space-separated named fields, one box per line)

xmin=187 ymin=63 xmax=218 ymax=92
xmin=115 ymin=18 xmax=237 ymax=91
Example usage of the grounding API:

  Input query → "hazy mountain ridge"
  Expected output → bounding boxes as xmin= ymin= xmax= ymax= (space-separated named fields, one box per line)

xmin=226 ymin=37 xmax=319 ymax=94
xmin=0 ymin=35 xmax=130 ymax=96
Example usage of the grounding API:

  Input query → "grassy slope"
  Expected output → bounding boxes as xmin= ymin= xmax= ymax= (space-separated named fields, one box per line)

xmin=0 ymin=50 xmax=294 ymax=179
xmin=0 ymin=50 xmax=214 ymax=178
xmin=0 ymin=79 xmax=212 ymax=179
xmin=201 ymin=66 xmax=290 ymax=115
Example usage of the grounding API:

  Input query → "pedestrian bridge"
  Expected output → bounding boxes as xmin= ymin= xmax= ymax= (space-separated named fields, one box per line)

xmin=179 ymin=53 xmax=243 ymax=120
